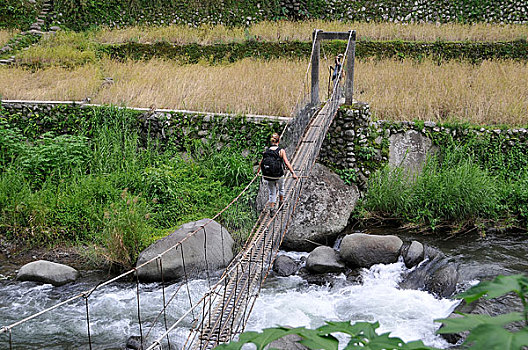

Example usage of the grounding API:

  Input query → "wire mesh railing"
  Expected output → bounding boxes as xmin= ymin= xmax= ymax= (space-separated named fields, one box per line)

xmin=143 ymin=30 xmax=356 ymax=350
xmin=0 ymin=29 xmax=355 ymax=350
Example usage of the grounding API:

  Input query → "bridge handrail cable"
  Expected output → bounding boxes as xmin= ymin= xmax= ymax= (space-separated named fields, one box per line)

xmin=0 ymin=30 xmax=325 ymax=348
xmin=146 ymin=30 xmax=355 ymax=350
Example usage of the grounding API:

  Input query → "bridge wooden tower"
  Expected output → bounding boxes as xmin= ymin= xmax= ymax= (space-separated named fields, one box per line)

xmin=310 ymin=30 xmax=357 ymax=106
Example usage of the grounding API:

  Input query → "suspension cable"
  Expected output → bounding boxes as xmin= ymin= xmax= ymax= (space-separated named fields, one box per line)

xmin=0 ymin=29 xmax=355 ymax=350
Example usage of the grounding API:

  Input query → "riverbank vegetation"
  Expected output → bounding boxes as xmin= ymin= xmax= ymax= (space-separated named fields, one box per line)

xmin=2 ymin=57 xmax=527 ymax=125
xmin=0 ymin=106 xmax=265 ymax=268
xmin=1 ymin=14 xmax=528 ymax=258
xmin=357 ymin=134 xmax=528 ymax=233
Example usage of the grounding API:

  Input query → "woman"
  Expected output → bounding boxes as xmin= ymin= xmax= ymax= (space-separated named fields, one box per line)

xmin=258 ymin=133 xmax=298 ymax=215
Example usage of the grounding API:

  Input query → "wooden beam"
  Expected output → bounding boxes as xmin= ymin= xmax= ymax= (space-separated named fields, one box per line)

xmin=316 ymin=31 xmax=352 ymax=41
xmin=311 ymin=29 xmax=321 ymax=105
xmin=345 ymin=30 xmax=356 ymax=105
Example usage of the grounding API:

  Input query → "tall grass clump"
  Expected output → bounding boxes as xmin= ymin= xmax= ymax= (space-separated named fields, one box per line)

xmin=16 ymin=31 xmax=97 ymax=68
xmin=409 ymin=154 xmax=498 ymax=227
xmin=360 ymin=147 xmax=499 ymax=230
xmin=0 ymin=106 xmax=257 ymax=268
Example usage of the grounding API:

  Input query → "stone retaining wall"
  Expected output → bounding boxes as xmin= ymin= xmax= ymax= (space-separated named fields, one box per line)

xmin=3 ymin=100 xmax=527 ymax=191
xmin=0 ymin=100 xmax=287 ymax=155
xmin=49 ymin=0 xmax=528 ymax=30
xmin=320 ymin=103 xmax=528 ymax=190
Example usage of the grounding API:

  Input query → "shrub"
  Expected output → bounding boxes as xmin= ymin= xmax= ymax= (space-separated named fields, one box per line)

xmin=18 ymin=133 xmax=90 ymax=185
xmin=0 ymin=0 xmax=39 ymax=29
xmin=361 ymin=150 xmax=499 ymax=228
xmin=102 ymin=189 xmax=152 ymax=267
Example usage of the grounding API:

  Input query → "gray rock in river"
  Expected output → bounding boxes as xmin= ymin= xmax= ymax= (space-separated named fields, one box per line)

xmin=281 ymin=163 xmax=360 ymax=251
xmin=402 ymin=240 xmax=424 ymax=268
xmin=273 ymin=255 xmax=300 ymax=277
xmin=305 ymin=246 xmax=345 ymax=274
xmin=339 ymin=233 xmax=403 ymax=268
xmin=16 ymin=260 xmax=79 ymax=286
xmin=125 ymin=335 xmax=143 ymax=349
xmin=439 ymin=293 xmax=525 ymax=344
xmin=399 ymin=251 xmax=459 ymax=298
xmin=136 ymin=219 xmax=234 ymax=282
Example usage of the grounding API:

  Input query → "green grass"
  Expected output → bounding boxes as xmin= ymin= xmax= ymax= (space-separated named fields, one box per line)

xmin=358 ymin=138 xmax=528 ymax=231
xmin=0 ymin=107 xmax=257 ymax=267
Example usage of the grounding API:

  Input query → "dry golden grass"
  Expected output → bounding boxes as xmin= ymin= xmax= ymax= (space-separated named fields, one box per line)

xmin=0 ymin=29 xmax=19 ymax=47
xmin=0 ymin=65 xmax=101 ymax=101
xmin=95 ymin=58 xmax=306 ymax=115
xmin=94 ymin=20 xmax=528 ymax=44
xmin=1 ymin=58 xmax=527 ymax=125
xmin=357 ymin=59 xmax=528 ymax=125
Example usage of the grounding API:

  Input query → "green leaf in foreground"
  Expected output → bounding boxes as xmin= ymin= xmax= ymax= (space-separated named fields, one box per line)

xmin=464 ymin=324 xmax=528 ymax=350
xmin=215 ymin=321 xmax=435 ymax=350
xmin=436 ymin=312 xmax=524 ymax=334
xmin=316 ymin=321 xmax=378 ymax=338
xmin=298 ymin=331 xmax=338 ymax=350
xmin=346 ymin=331 xmax=430 ymax=350
xmin=456 ymin=274 xmax=528 ymax=304
xmin=216 ymin=328 xmax=291 ymax=350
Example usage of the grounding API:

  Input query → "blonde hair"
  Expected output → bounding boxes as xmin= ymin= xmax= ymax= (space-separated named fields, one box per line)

xmin=270 ymin=133 xmax=280 ymax=144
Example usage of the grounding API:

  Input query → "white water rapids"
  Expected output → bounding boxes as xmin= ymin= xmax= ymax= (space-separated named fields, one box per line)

xmin=247 ymin=253 xmax=458 ymax=348
xmin=0 ymin=252 xmax=458 ymax=349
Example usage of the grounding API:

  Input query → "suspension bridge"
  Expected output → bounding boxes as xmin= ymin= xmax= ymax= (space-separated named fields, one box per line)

xmin=0 ymin=29 xmax=357 ymax=350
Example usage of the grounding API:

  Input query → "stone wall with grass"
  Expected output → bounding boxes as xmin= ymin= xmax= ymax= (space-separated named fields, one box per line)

xmin=0 ymin=100 xmax=286 ymax=157
xmin=3 ymin=99 xmax=528 ymax=196
xmin=3 ymin=1 xmax=528 ymax=30
xmin=320 ymin=103 xmax=528 ymax=192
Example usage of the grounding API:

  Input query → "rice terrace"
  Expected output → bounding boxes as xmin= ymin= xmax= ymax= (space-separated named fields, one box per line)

xmin=1 ymin=1 xmax=528 ymax=350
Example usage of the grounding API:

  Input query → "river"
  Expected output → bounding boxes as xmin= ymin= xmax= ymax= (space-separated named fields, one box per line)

xmin=0 ymin=229 xmax=527 ymax=349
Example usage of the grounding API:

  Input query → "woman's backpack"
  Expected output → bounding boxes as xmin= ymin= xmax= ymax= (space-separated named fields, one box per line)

xmin=261 ymin=147 xmax=284 ymax=179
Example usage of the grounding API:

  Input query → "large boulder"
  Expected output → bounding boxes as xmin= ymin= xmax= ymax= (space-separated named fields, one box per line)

xmin=273 ymin=255 xmax=300 ymax=277
xmin=305 ymin=246 xmax=345 ymax=274
xmin=17 ymin=260 xmax=79 ymax=286
xmin=136 ymin=219 xmax=234 ymax=282
xmin=402 ymin=240 xmax=424 ymax=268
xmin=389 ymin=130 xmax=437 ymax=176
xmin=281 ymin=163 xmax=359 ymax=251
xmin=339 ymin=233 xmax=403 ymax=268
xmin=399 ymin=253 xmax=459 ymax=298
